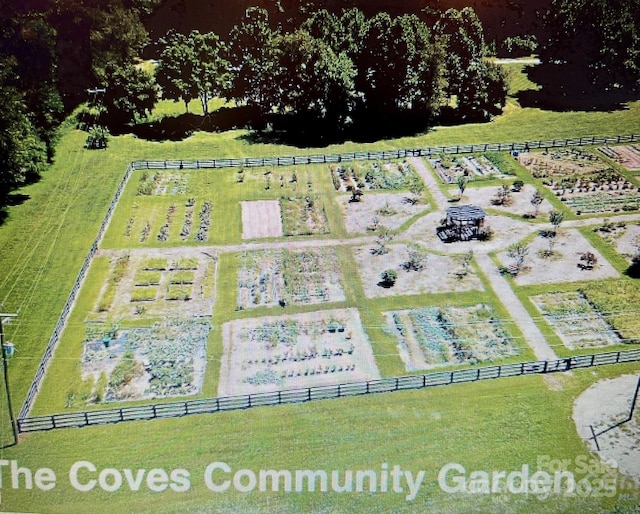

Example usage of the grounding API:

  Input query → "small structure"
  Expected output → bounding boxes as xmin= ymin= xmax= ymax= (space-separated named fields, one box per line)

xmin=437 ymin=205 xmax=486 ymax=242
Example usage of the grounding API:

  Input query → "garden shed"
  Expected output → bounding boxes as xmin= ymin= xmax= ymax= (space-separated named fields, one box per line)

xmin=438 ymin=205 xmax=486 ymax=242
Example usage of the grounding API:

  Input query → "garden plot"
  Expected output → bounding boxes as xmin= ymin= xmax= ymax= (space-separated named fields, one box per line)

xmin=337 ymin=192 xmax=426 ymax=234
xmin=530 ymin=291 xmax=622 ymax=350
xmin=135 ymin=170 xmax=189 ymax=196
xmin=237 ymin=248 xmax=344 ymax=309
xmin=353 ymin=243 xmax=483 ymax=298
xmin=218 ymin=308 xmax=380 ymax=396
xmin=599 ymin=145 xmax=640 ymax=171
xmin=93 ymin=248 xmax=216 ymax=319
xmin=280 ymin=196 xmax=330 ymax=236
xmin=330 ymin=160 xmax=419 ymax=192
xmin=124 ymin=197 xmax=213 ymax=245
xmin=241 ymin=200 xmax=283 ymax=239
xmin=463 ymin=183 xmax=553 ymax=218
xmin=79 ymin=319 xmax=209 ymax=403
xmin=386 ymin=304 xmax=518 ymax=371
xmin=496 ymin=229 xmax=619 ymax=285
xmin=518 ymin=149 xmax=640 ymax=214
xmin=429 ymin=155 xmax=509 ymax=184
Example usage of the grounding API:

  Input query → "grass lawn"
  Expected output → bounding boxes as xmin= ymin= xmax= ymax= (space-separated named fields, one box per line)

xmin=1 ymin=62 xmax=640 ymax=512
xmin=1 ymin=364 xmax=639 ymax=513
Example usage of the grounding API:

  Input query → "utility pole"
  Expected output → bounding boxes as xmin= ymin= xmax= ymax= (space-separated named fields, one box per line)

xmin=1 ymin=313 xmax=18 ymax=446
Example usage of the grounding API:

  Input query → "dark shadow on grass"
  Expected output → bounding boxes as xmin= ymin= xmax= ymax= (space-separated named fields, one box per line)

xmin=122 ymin=105 xmax=266 ymax=141
xmin=517 ymin=62 xmax=640 ymax=112
xmin=0 ymin=193 xmax=31 ymax=226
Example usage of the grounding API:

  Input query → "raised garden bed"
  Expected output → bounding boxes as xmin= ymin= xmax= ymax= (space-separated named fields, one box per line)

xmin=599 ymin=145 xmax=640 ymax=171
xmin=430 ymin=154 xmax=509 ymax=184
xmin=518 ymin=149 xmax=640 ymax=214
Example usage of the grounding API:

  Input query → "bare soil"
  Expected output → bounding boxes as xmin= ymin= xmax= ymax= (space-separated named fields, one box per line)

xmin=337 ymin=192 xmax=426 ymax=234
xmin=464 ymin=184 xmax=553 ymax=218
xmin=600 ymin=145 xmax=640 ymax=171
xmin=353 ymin=243 xmax=483 ymax=298
xmin=241 ymin=200 xmax=283 ymax=239
xmin=496 ymin=228 xmax=620 ymax=285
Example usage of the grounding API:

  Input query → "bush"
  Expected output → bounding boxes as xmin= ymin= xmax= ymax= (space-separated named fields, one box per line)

xmin=380 ymin=269 xmax=398 ymax=287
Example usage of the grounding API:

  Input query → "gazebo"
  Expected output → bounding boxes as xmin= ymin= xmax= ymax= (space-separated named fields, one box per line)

xmin=438 ymin=205 xmax=486 ymax=242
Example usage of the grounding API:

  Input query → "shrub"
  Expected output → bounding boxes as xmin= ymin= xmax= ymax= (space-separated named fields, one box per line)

xmin=380 ymin=269 xmax=398 ymax=287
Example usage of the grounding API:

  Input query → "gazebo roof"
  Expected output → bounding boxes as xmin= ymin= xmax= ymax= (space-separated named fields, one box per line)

xmin=445 ymin=204 xmax=486 ymax=222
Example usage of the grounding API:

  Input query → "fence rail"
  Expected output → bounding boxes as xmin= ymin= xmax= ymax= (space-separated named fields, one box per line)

xmin=129 ymin=134 xmax=640 ymax=171
xmin=17 ymin=348 xmax=640 ymax=433
xmin=17 ymin=133 xmax=640 ymax=424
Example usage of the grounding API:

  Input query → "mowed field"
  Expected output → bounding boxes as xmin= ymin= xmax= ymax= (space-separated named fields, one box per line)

xmin=1 ymin=62 xmax=640 ymax=512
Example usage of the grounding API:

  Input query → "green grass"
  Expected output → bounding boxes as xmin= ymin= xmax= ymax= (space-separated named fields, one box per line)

xmin=2 ymin=62 xmax=640 ymax=511
xmin=2 ymin=364 xmax=639 ymax=513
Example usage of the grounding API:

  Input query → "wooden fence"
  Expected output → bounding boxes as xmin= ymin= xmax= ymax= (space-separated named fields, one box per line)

xmin=17 ymin=348 xmax=640 ymax=433
xmin=130 ymin=134 xmax=640 ymax=171
xmin=17 ymin=133 xmax=640 ymax=422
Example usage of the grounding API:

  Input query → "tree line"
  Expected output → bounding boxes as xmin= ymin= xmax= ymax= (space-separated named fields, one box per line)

xmin=153 ymin=7 xmax=507 ymax=136
xmin=1 ymin=0 xmax=639 ymax=207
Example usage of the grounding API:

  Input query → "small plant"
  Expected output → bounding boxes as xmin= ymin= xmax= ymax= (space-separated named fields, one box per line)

xmin=512 ymin=180 xmax=524 ymax=192
xmin=506 ymin=241 xmax=529 ymax=275
xmin=403 ymin=243 xmax=428 ymax=271
xmin=372 ymin=226 xmax=393 ymax=255
xmin=549 ymin=209 xmax=565 ymax=236
xmin=491 ymin=184 xmax=512 ymax=206
xmin=380 ymin=269 xmax=398 ymax=287
xmin=456 ymin=174 xmax=468 ymax=200
xmin=530 ymin=189 xmax=544 ymax=217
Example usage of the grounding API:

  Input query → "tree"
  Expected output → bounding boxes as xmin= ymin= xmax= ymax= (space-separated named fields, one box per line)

xmin=355 ymin=13 xmax=446 ymax=119
xmin=549 ymin=209 xmax=565 ymax=236
xmin=157 ymin=30 xmax=229 ymax=115
xmin=226 ymin=7 xmax=280 ymax=114
xmin=408 ymin=176 xmax=425 ymax=204
xmin=629 ymin=242 xmax=640 ymax=278
xmin=379 ymin=269 xmax=398 ymax=287
xmin=545 ymin=0 xmax=640 ymax=87
xmin=404 ymin=243 xmax=428 ymax=271
xmin=492 ymin=184 xmax=512 ymax=205
xmin=0 ymin=70 xmax=47 ymax=201
xmin=157 ymin=30 xmax=199 ymax=113
xmin=190 ymin=31 xmax=230 ymax=115
xmin=102 ymin=64 xmax=158 ymax=127
xmin=273 ymin=29 xmax=357 ymax=130
xmin=456 ymin=174 xmax=468 ymax=199
xmin=89 ymin=3 xmax=149 ymax=82
xmin=373 ymin=226 xmax=393 ymax=255
xmin=436 ymin=7 xmax=508 ymax=119
xmin=506 ymin=241 xmax=529 ymax=274
xmin=530 ymin=189 xmax=544 ymax=217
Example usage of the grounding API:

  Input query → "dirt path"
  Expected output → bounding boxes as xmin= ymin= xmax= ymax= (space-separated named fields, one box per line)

xmin=475 ymin=252 xmax=558 ymax=361
xmin=409 ymin=157 xmax=450 ymax=210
